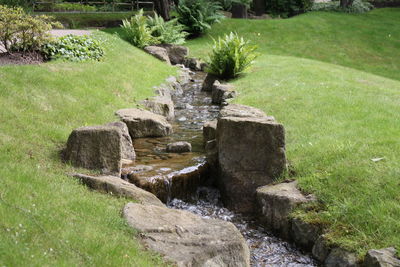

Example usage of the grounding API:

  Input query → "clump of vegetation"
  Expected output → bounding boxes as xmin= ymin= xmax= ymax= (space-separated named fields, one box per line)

xmin=43 ymin=35 xmax=105 ymax=61
xmin=311 ymin=0 xmax=373 ymax=13
xmin=266 ymin=0 xmax=312 ymax=17
xmin=232 ymin=0 xmax=252 ymax=8
xmin=147 ymin=13 xmax=188 ymax=45
xmin=53 ymin=3 xmax=97 ymax=12
xmin=206 ymin=32 xmax=257 ymax=79
xmin=121 ymin=9 xmax=158 ymax=48
xmin=121 ymin=9 xmax=188 ymax=48
xmin=176 ymin=0 xmax=224 ymax=36
xmin=0 ymin=5 xmax=61 ymax=53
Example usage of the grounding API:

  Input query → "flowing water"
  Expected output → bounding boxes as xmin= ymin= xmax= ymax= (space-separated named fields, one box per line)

xmin=125 ymin=71 xmax=316 ymax=266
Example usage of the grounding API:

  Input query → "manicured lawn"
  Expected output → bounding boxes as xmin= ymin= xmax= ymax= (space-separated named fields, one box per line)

xmin=0 ymin=31 xmax=175 ymax=266
xmin=187 ymin=8 xmax=400 ymax=257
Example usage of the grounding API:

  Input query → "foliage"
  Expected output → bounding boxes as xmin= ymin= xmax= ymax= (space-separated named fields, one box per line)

xmin=206 ymin=32 xmax=257 ymax=79
xmin=0 ymin=0 xmax=32 ymax=9
xmin=215 ymin=0 xmax=233 ymax=10
xmin=42 ymin=34 xmax=104 ymax=61
xmin=266 ymin=0 xmax=312 ymax=17
xmin=53 ymin=3 xmax=97 ymax=12
xmin=121 ymin=9 xmax=158 ymax=48
xmin=0 ymin=5 xmax=61 ymax=53
xmin=232 ymin=0 xmax=252 ymax=7
xmin=147 ymin=13 xmax=188 ymax=45
xmin=176 ymin=0 xmax=224 ymax=36
xmin=311 ymin=0 xmax=373 ymax=12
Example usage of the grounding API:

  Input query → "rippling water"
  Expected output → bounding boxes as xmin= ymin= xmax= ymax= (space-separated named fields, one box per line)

xmin=169 ymin=187 xmax=316 ymax=267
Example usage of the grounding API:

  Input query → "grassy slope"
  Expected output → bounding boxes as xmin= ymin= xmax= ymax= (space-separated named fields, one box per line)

xmin=187 ymin=9 xmax=400 ymax=256
xmin=0 ymin=32 xmax=175 ymax=266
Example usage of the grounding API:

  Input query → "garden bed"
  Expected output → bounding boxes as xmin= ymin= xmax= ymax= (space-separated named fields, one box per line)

xmin=0 ymin=52 xmax=45 ymax=66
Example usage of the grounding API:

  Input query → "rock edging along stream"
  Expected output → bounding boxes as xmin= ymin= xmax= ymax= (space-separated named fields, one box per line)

xmin=63 ymin=45 xmax=400 ymax=267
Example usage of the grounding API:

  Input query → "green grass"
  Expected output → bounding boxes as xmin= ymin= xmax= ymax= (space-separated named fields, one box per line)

xmin=186 ymin=9 xmax=400 ymax=256
xmin=35 ymin=12 xmax=136 ymax=28
xmin=0 ymin=31 xmax=175 ymax=266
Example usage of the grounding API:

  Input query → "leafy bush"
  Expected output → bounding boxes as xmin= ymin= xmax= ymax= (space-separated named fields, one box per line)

xmin=43 ymin=34 xmax=104 ymax=61
xmin=0 ymin=0 xmax=32 ymax=9
xmin=206 ymin=32 xmax=257 ymax=79
xmin=266 ymin=0 xmax=312 ymax=17
xmin=176 ymin=0 xmax=224 ymax=36
xmin=53 ymin=3 xmax=97 ymax=12
xmin=215 ymin=0 xmax=233 ymax=10
xmin=311 ymin=0 xmax=373 ymax=13
xmin=121 ymin=9 xmax=158 ymax=48
xmin=147 ymin=13 xmax=188 ymax=45
xmin=0 ymin=5 xmax=61 ymax=53
xmin=232 ymin=0 xmax=252 ymax=8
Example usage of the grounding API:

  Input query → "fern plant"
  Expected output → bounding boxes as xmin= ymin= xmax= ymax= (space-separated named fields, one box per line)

xmin=176 ymin=0 xmax=224 ymax=36
xmin=121 ymin=9 xmax=158 ymax=48
xmin=147 ymin=14 xmax=188 ymax=45
xmin=206 ymin=32 xmax=258 ymax=79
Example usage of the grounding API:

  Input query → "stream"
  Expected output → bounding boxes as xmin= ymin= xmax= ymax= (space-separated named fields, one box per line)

xmin=125 ymin=71 xmax=316 ymax=266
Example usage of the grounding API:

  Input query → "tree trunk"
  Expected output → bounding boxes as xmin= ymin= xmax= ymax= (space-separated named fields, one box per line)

xmin=253 ymin=0 xmax=266 ymax=16
xmin=340 ymin=0 xmax=354 ymax=8
xmin=231 ymin=3 xmax=248 ymax=18
xmin=154 ymin=0 xmax=170 ymax=20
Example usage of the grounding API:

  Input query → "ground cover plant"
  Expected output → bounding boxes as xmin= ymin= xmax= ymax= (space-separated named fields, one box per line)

xmin=186 ymin=8 xmax=400 ymax=256
xmin=0 ymin=31 xmax=175 ymax=266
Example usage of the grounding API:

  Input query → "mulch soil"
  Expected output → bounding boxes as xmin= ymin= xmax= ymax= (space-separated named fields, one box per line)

xmin=0 ymin=52 xmax=45 ymax=66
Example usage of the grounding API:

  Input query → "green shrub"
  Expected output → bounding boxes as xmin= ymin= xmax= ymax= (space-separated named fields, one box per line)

xmin=215 ymin=0 xmax=233 ymax=10
xmin=232 ymin=0 xmax=252 ymax=8
xmin=43 ymin=34 xmax=105 ymax=61
xmin=206 ymin=32 xmax=257 ymax=79
xmin=53 ymin=3 xmax=97 ymax=12
xmin=121 ymin=9 xmax=158 ymax=48
xmin=0 ymin=5 xmax=61 ymax=53
xmin=176 ymin=0 xmax=224 ymax=36
xmin=311 ymin=0 xmax=373 ymax=13
xmin=0 ymin=0 xmax=32 ymax=9
xmin=147 ymin=13 xmax=188 ymax=45
xmin=266 ymin=0 xmax=312 ymax=17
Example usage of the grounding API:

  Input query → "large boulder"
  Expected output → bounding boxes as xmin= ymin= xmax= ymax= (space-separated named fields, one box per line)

xmin=104 ymin=121 xmax=136 ymax=160
xmin=116 ymin=108 xmax=173 ymax=138
xmin=73 ymin=173 xmax=164 ymax=207
xmin=158 ymin=44 xmax=189 ymax=65
xmin=64 ymin=125 xmax=122 ymax=176
xmin=123 ymin=203 xmax=250 ymax=267
xmin=256 ymin=181 xmax=315 ymax=239
xmin=217 ymin=105 xmax=286 ymax=213
xmin=364 ymin=247 xmax=400 ymax=267
xmin=143 ymin=95 xmax=175 ymax=120
xmin=144 ymin=46 xmax=171 ymax=64
xmin=219 ymin=103 xmax=271 ymax=119
xmin=212 ymin=82 xmax=236 ymax=105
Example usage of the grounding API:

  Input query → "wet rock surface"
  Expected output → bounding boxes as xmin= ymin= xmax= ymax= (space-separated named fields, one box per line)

xmin=169 ymin=187 xmax=316 ymax=267
xmin=123 ymin=202 xmax=250 ymax=267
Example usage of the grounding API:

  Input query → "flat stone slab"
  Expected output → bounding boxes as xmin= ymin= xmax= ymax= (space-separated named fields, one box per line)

xmin=73 ymin=173 xmax=164 ymax=207
xmin=257 ymin=181 xmax=315 ymax=239
xmin=123 ymin=202 xmax=250 ymax=267
xmin=219 ymin=104 xmax=274 ymax=120
xmin=116 ymin=108 xmax=173 ymax=138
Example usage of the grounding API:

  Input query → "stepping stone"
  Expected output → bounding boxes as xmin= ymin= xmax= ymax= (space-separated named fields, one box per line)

xmin=166 ymin=141 xmax=192 ymax=153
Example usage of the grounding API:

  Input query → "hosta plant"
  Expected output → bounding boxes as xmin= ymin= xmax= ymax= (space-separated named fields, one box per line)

xmin=206 ymin=32 xmax=258 ymax=79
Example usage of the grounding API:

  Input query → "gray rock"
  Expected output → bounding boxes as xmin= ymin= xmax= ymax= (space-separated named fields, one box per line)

xmin=364 ymin=247 xmax=400 ymax=267
xmin=256 ymin=181 xmax=315 ymax=239
xmin=166 ymin=141 xmax=192 ymax=153
xmin=202 ymin=73 xmax=218 ymax=91
xmin=143 ymin=95 xmax=175 ymax=120
xmin=144 ymin=46 xmax=171 ymax=64
xmin=291 ymin=217 xmax=321 ymax=250
xmin=105 ymin=121 xmax=136 ymax=160
xmin=205 ymin=139 xmax=218 ymax=170
xmin=116 ymin=108 xmax=173 ymax=138
xmin=65 ymin=126 xmax=122 ymax=176
xmin=217 ymin=114 xmax=286 ymax=213
xmin=219 ymin=103 xmax=273 ymax=119
xmin=184 ymin=57 xmax=202 ymax=71
xmin=203 ymin=120 xmax=217 ymax=147
xmin=154 ymin=84 xmax=172 ymax=98
xmin=212 ymin=83 xmax=236 ymax=105
xmin=312 ymin=235 xmax=331 ymax=263
xmin=158 ymin=44 xmax=189 ymax=65
xmin=325 ymin=248 xmax=358 ymax=267
xmin=177 ymin=68 xmax=191 ymax=86
xmin=73 ymin=173 xmax=164 ymax=207
xmin=200 ymin=62 xmax=208 ymax=72
xmin=123 ymin=203 xmax=250 ymax=267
